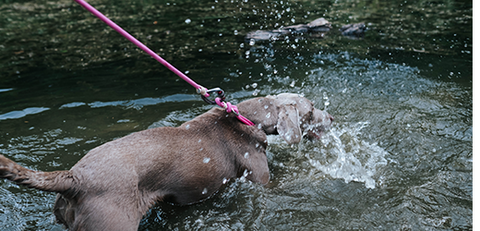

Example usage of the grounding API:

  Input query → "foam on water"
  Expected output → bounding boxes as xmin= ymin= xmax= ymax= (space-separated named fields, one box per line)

xmin=306 ymin=122 xmax=388 ymax=189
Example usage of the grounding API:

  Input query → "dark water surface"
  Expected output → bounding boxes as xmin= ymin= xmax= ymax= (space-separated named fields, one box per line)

xmin=0 ymin=0 xmax=472 ymax=230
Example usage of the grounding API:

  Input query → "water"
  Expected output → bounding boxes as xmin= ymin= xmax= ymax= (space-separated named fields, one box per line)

xmin=309 ymin=121 xmax=388 ymax=189
xmin=0 ymin=0 xmax=471 ymax=230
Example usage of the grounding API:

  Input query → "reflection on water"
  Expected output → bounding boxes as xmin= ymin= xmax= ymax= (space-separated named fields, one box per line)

xmin=61 ymin=94 xmax=197 ymax=110
xmin=0 ymin=107 xmax=50 ymax=121
xmin=0 ymin=0 xmax=471 ymax=230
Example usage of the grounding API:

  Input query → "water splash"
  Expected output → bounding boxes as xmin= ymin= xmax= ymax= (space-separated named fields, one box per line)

xmin=307 ymin=122 xmax=388 ymax=189
xmin=239 ymin=169 xmax=251 ymax=183
xmin=322 ymin=92 xmax=330 ymax=111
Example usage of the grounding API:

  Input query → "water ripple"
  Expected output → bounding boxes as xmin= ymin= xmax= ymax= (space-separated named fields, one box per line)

xmin=0 ymin=107 xmax=50 ymax=121
xmin=58 ymin=94 xmax=198 ymax=110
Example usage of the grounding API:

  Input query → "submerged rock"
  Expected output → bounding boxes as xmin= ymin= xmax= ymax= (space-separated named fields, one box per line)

xmin=339 ymin=22 xmax=367 ymax=37
xmin=245 ymin=17 xmax=332 ymax=44
xmin=245 ymin=30 xmax=285 ymax=44
xmin=245 ymin=18 xmax=366 ymax=44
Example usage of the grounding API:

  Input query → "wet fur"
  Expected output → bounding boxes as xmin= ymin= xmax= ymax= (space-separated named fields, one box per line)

xmin=0 ymin=93 xmax=332 ymax=231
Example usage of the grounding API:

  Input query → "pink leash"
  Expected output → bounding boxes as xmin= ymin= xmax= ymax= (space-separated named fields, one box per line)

xmin=74 ymin=0 xmax=254 ymax=126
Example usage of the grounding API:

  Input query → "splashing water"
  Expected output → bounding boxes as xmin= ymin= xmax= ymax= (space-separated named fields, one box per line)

xmin=322 ymin=92 xmax=330 ymax=111
xmin=307 ymin=122 xmax=388 ymax=189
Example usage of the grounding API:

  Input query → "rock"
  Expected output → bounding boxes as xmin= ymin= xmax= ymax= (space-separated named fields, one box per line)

xmin=306 ymin=18 xmax=332 ymax=32
xmin=245 ymin=18 xmax=332 ymax=43
xmin=339 ymin=23 xmax=366 ymax=37
xmin=282 ymin=24 xmax=309 ymax=34
xmin=245 ymin=30 xmax=284 ymax=44
xmin=244 ymin=18 xmax=366 ymax=44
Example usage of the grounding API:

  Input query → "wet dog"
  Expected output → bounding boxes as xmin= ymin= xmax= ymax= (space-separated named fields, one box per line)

xmin=0 ymin=93 xmax=333 ymax=231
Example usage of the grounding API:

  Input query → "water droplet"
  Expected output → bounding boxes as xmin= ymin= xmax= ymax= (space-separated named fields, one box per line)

xmin=185 ymin=19 xmax=191 ymax=24
xmin=185 ymin=124 xmax=190 ymax=130
xmin=203 ymin=157 xmax=210 ymax=163
xmin=198 ymin=139 xmax=202 ymax=143
xmin=249 ymin=39 xmax=255 ymax=46
xmin=264 ymin=105 xmax=269 ymax=109
xmin=323 ymin=92 xmax=330 ymax=109
xmin=244 ymin=152 xmax=249 ymax=158
xmin=251 ymin=83 xmax=258 ymax=88
xmin=222 ymin=178 xmax=228 ymax=184
xmin=202 ymin=188 xmax=208 ymax=194
xmin=265 ymin=112 xmax=271 ymax=118
xmin=243 ymin=169 xmax=249 ymax=177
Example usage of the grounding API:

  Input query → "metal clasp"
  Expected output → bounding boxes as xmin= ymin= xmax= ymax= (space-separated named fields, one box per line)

xmin=201 ymin=87 xmax=225 ymax=105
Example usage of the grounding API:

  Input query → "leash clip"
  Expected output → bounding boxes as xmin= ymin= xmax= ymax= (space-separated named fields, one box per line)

xmin=201 ymin=87 xmax=255 ymax=126
xmin=201 ymin=87 xmax=225 ymax=105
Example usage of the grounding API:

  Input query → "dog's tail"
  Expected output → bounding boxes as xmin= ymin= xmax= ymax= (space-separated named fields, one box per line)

xmin=0 ymin=154 xmax=74 ymax=192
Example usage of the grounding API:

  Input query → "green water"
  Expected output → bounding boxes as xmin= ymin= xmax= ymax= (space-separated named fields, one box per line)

xmin=0 ymin=0 xmax=472 ymax=230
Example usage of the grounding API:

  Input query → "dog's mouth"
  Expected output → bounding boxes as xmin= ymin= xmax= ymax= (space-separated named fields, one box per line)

xmin=309 ymin=130 xmax=323 ymax=140
xmin=304 ymin=114 xmax=334 ymax=140
xmin=303 ymin=124 xmax=328 ymax=140
xmin=302 ymin=110 xmax=334 ymax=141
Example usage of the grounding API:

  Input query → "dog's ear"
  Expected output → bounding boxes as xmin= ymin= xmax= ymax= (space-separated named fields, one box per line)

xmin=276 ymin=105 xmax=302 ymax=144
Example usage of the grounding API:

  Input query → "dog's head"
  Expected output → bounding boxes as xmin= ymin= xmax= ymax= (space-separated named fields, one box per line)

xmin=239 ymin=93 xmax=334 ymax=144
xmin=267 ymin=93 xmax=333 ymax=144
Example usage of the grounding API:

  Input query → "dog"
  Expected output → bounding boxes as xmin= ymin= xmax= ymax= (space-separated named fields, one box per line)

xmin=0 ymin=93 xmax=333 ymax=230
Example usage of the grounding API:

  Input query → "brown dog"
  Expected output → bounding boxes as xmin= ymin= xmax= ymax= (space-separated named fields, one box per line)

xmin=0 ymin=93 xmax=333 ymax=231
